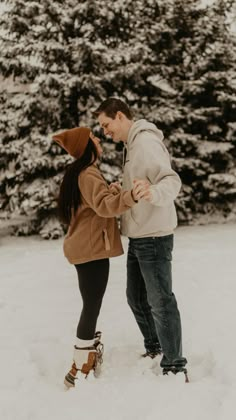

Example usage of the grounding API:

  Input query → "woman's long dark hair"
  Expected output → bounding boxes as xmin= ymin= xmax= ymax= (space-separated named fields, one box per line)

xmin=58 ymin=138 xmax=98 ymax=225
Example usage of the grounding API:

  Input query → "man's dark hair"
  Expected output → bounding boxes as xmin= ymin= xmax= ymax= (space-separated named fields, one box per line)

xmin=93 ymin=97 xmax=133 ymax=120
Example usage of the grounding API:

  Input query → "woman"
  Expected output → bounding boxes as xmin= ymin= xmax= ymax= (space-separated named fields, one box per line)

xmin=52 ymin=127 xmax=138 ymax=388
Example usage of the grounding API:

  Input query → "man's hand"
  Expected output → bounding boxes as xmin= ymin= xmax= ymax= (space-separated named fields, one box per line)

xmin=132 ymin=179 xmax=153 ymax=202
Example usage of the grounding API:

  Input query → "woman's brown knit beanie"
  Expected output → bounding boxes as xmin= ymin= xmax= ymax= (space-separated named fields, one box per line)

xmin=52 ymin=127 xmax=91 ymax=159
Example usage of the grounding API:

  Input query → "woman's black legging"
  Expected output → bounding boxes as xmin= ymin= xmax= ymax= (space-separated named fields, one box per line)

xmin=74 ymin=258 xmax=109 ymax=340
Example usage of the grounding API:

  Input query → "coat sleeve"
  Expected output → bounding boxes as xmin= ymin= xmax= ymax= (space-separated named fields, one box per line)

xmin=79 ymin=166 xmax=136 ymax=217
xmin=130 ymin=136 xmax=181 ymax=207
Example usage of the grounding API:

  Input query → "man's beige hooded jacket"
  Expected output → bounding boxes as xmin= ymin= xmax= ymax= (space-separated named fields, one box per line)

xmin=121 ymin=119 xmax=181 ymax=238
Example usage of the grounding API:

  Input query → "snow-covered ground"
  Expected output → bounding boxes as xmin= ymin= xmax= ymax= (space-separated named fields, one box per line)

xmin=0 ymin=223 xmax=235 ymax=420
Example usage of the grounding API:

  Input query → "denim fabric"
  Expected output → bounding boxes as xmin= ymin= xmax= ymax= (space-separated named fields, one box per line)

xmin=126 ymin=235 xmax=187 ymax=368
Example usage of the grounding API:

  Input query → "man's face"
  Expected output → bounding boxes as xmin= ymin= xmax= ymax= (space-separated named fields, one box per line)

xmin=98 ymin=112 xmax=124 ymax=143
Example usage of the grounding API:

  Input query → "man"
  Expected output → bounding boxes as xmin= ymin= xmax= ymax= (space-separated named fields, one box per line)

xmin=94 ymin=98 xmax=188 ymax=381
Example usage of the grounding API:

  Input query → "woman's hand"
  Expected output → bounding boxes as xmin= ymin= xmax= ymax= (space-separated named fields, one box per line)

xmin=109 ymin=182 xmax=122 ymax=194
xmin=132 ymin=179 xmax=153 ymax=202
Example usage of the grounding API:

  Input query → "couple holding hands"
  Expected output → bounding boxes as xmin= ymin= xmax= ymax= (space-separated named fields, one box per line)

xmin=52 ymin=97 xmax=188 ymax=388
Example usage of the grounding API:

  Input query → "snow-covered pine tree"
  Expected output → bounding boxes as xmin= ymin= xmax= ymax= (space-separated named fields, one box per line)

xmin=166 ymin=0 xmax=236 ymax=223
xmin=114 ymin=0 xmax=236 ymax=223
xmin=0 ymin=0 xmax=135 ymax=237
xmin=0 ymin=0 xmax=77 ymax=237
xmin=0 ymin=0 xmax=235 ymax=238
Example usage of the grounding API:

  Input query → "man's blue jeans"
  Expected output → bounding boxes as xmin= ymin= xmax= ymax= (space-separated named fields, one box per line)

xmin=126 ymin=235 xmax=187 ymax=368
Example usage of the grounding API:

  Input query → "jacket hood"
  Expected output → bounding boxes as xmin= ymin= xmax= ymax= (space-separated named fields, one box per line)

xmin=127 ymin=119 xmax=164 ymax=146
